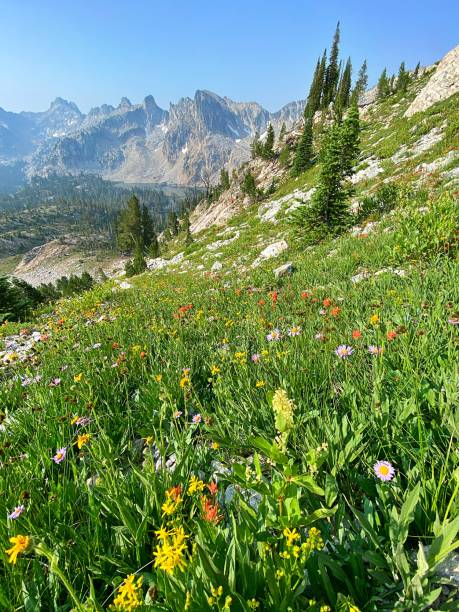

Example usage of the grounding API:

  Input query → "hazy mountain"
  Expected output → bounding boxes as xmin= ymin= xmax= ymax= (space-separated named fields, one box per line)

xmin=0 ymin=92 xmax=304 ymax=187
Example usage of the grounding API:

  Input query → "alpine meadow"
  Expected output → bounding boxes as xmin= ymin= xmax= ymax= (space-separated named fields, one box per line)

xmin=1 ymin=8 xmax=459 ymax=612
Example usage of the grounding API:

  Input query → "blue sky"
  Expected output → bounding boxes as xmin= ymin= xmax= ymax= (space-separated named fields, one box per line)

xmin=1 ymin=0 xmax=457 ymax=113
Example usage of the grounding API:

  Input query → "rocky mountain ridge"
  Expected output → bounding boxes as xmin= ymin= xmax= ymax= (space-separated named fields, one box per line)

xmin=0 ymin=91 xmax=304 ymax=187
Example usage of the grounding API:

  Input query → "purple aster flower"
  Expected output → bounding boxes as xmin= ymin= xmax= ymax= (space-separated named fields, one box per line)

xmin=335 ymin=345 xmax=354 ymax=358
xmin=266 ymin=328 xmax=282 ymax=342
xmin=448 ymin=317 xmax=459 ymax=325
xmin=53 ymin=447 xmax=67 ymax=464
xmin=251 ymin=353 xmax=261 ymax=363
xmin=192 ymin=414 xmax=202 ymax=424
xmin=8 ymin=505 xmax=25 ymax=520
xmin=49 ymin=377 xmax=61 ymax=387
xmin=368 ymin=345 xmax=383 ymax=355
xmin=373 ymin=460 xmax=395 ymax=481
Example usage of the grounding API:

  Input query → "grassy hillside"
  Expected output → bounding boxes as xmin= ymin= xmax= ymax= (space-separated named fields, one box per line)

xmin=0 ymin=74 xmax=458 ymax=610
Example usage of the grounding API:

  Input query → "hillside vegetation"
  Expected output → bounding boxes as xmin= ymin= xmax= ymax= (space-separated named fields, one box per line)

xmin=0 ymin=45 xmax=458 ymax=611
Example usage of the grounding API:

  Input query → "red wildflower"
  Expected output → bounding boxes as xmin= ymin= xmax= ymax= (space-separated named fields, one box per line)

xmin=386 ymin=330 xmax=398 ymax=341
xmin=258 ymin=298 xmax=266 ymax=306
xmin=112 ymin=342 xmax=120 ymax=349
xmin=207 ymin=481 xmax=218 ymax=496
xmin=201 ymin=496 xmax=223 ymax=524
xmin=330 ymin=307 xmax=341 ymax=318
xmin=323 ymin=298 xmax=332 ymax=308
xmin=352 ymin=329 xmax=362 ymax=339
xmin=270 ymin=291 xmax=279 ymax=304
xmin=301 ymin=291 xmax=309 ymax=299
xmin=167 ymin=485 xmax=182 ymax=501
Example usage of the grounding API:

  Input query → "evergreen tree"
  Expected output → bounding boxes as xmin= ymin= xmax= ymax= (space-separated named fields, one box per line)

xmin=148 ymin=231 xmax=160 ymax=257
xmin=294 ymin=106 xmax=360 ymax=242
xmin=241 ymin=171 xmax=258 ymax=200
xmin=351 ymin=59 xmax=368 ymax=104
xmin=304 ymin=50 xmax=326 ymax=118
xmin=278 ymin=122 xmax=287 ymax=142
xmin=219 ymin=168 xmax=230 ymax=191
xmin=377 ymin=68 xmax=391 ymax=99
xmin=340 ymin=102 xmax=361 ymax=178
xmin=0 ymin=276 xmax=30 ymax=321
xmin=262 ymin=123 xmax=275 ymax=159
xmin=396 ymin=61 xmax=410 ymax=93
xmin=167 ymin=211 xmax=179 ymax=236
xmin=292 ymin=119 xmax=314 ymax=176
xmin=251 ymin=131 xmax=263 ymax=159
xmin=141 ymin=204 xmax=155 ymax=251
xmin=413 ymin=61 xmax=420 ymax=78
xmin=117 ymin=194 xmax=142 ymax=252
xmin=335 ymin=57 xmax=352 ymax=117
xmin=278 ymin=143 xmax=291 ymax=167
xmin=125 ymin=241 xmax=147 ymax=277
xmin=322 ymin=22 xmax=341 ymax=108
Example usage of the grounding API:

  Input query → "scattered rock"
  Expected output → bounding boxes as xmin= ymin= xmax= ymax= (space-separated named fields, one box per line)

xmin=251 ymin=240 xmax=288 ymax=268
xmin=351 ymin=158 xmax=384 ymax=184
xmin=274 ymin=262 xmax=294 ymax=277
xmin=211 ymin=261 xmax=223 ymax=272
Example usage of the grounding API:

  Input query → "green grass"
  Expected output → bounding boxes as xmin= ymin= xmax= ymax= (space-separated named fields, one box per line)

xmin=0 ymin=73 xmax=458 ymax=611
xmin=0 ymin=254 xmax=22 ymax=276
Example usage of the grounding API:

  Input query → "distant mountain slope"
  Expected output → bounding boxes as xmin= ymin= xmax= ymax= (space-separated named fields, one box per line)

xmin=0 ymin=92 xmax=304 ymax=187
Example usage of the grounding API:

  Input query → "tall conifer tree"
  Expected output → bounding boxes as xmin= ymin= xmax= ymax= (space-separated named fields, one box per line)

xmin=322 ymin=22 xmax=341 ymax=107
xmin=292 ymin=119 xmax=314 ymax=176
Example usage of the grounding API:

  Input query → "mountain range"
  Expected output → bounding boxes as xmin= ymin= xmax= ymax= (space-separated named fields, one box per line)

xmin=0 ymin=92 xmax=304 ymax=187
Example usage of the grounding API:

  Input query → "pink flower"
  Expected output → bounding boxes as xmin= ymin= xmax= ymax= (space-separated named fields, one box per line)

xmin=373 ymin=460 xmax=395 ymax=481
xmin=8 ymin=505 xmax=25 ymax=520
xmin=53 ymin=447 xmax=67 ymax=464
xmin=192 ymin=414 xmax=202 ymax=424
xmin=49 ymin=378 xmax=61 ymax=387
xmin=251 ymin=353 xmax=261 ymax=363
xmin=266 ymin=328 xmax=281 ymax=342
xmin=368 ymin=345 xmax=383 ymax=355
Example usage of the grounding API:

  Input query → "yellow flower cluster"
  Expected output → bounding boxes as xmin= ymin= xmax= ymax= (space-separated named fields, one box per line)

xmin=153 ymin=525 xmax=188 ymax=574
xmin=187 ymin=475 xmax=205 ymax=495
xmin=161 ymin=490 xmax=182 ymax=517
xmin=272 ymin=389 xmax=295 ymax=434
xmin=110 ymin=574 xmax=143 ymax=611
xmin=208 ymin=585 xmax=232 ymax=609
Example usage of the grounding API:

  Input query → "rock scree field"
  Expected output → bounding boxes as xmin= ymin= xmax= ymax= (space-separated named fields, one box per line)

xmin=1 ymin=37 xmax=459 ymax=612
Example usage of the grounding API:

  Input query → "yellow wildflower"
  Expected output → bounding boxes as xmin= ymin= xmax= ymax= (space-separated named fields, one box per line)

xmin=153 ymin=526 xmax=188 ymax=574
xmin=73 ymin=373 xmax=83 ymax=383
xmin=154 ymin=374 xmax=163 ymax=382
xmin=272 ymin=389 xmax=295 ymax=434
xmin=179 ymin=376 xmax=190 ymax=389
xmin=223 ymin=596 xmax=232 ymax=609
xmin=5 ymin=535 xmax=30 ymax=564
xmin=143 ymin=436 xmax=154 ymax=446
xmin=184 ymin=591 xmax=191 ymax=610
xmin=211 ymin=441 xmax=219 ymax=450
xmin=77 ymin=433 xmax=91 ymax=449
xmin=110 ymin=574 xmax=143 ymax=611
xmin=161 ymin=494 xmax=182 ymax=517
xmin=255 ymin=380 xmax=265 ymax=388
xmin=187 ymin=475 xmax=205 ymax=495
xmin=370 ymin=314 xmax=380 ymax=325
xmin=210 ymin=365 xmax=221 ymax=375
xmin=283 ymin=527 xmax=300 ymax=547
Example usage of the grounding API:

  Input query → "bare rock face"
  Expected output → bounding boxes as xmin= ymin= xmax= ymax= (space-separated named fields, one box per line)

xmin=252 ymin=240 xmax=288 ymax=268
xmin=405 ymin=45 xmax=459 ymax=117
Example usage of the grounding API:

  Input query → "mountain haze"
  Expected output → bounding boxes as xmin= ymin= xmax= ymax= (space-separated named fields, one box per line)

xmin=0 ymin=92 xmax=304 ymax=187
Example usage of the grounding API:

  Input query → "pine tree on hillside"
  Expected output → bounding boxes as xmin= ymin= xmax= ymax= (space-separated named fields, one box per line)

xmin=295 ymin=106 xmax=360 ymax=241
xmin=148 ymin=231 xmax=160 ymax=257
xmin=396 ymin=61 xmax=410 ymax=93
xmin=167 ymin=211 xmax=179 ymax=236
xmin=322 ymin=22 xmax=341 ymax=108
xmin=340 ymin=102 xmax=361 ymax=177
xmin=117 ymin=194 xmax=142 ymax=252
xmin=0 ymin=276 xmax=30 ymax=321
xmin=251 ymin=131 xmax=263 ymax=159
xmin=413 ymin=61 xmax=420 ymax=78
xmin=377 ymin=68 xmax=391 ymax=99
xmin=125 ymin=241 xmax=147 ymax=277
xmin=304 ymin=50 xmax=326 ymax=119
xmin=241 ymin=171 xmax=258 ymax=200
xmin=220 ymin=168 xmax=230 ymax=191
xmin=292 ymin=118 xmax=314 ymax=176
xmin=141 ymin=204 xmax=156 ymax=252
xmin=351 ymin=59 xmax=368 ymax=104
xmin=262 ymin=123 xmax=275 ymax=159
xmin=335 ymin=57 xmax=352 ymax=117
xmin=278 ymin=122 xmax=287 ymax=142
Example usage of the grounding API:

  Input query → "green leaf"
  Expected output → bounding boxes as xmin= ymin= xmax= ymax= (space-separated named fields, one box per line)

xmin=249 ymin=436 xmax=288 ymax=464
